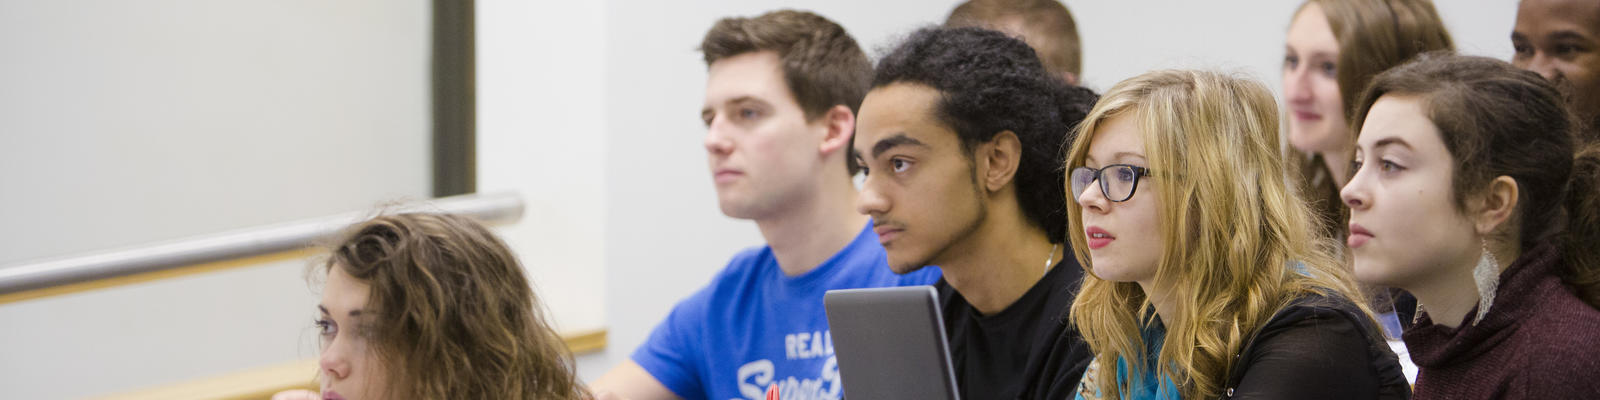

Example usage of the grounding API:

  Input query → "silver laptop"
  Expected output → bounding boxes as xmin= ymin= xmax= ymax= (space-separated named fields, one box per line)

xmin=824 ymin=286 xmax=961 ymax=400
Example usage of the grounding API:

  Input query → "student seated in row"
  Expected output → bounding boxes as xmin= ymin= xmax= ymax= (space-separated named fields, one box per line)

xmin=275 ymin=213 xmax=588 ymax=400
xmin=1343 ymin=53 xmax=1600 ymax=398
xmin=853 ymin=26 xmax=1099 ymax=399
xmin=591 ymin=10 xmax=941 ymax=400
xmin=1066 ymin=70 xmax=1410 ymax=399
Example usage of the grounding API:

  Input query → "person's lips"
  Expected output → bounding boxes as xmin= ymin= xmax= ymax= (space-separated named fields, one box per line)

xmin=1086 ymin=226 xmax=1115 ymax=250
xmin=712 ymin=168 xmax=743 ymax=184
xmin=321 ymin=390 xmax=345 ymax=400
xmin=873 ymin=223 xmax=904 ymax=245
xmin=1348 ymin=223 xmax=1374 ymax=249
xmin=1293 ymin=110 xmax=1322 ymax=121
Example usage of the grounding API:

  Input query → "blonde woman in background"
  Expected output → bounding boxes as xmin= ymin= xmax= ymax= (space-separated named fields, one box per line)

xmin=1067 ymin=70 xmax=1408 ymax=399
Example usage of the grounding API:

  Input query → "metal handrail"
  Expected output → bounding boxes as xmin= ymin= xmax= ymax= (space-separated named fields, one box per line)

xmin=0 ymin=192 xmax=524 ymax=296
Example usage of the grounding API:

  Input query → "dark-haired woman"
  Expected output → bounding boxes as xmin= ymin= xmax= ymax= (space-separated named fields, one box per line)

xmin=1343 ymin=53 xmax=1600 ymax=398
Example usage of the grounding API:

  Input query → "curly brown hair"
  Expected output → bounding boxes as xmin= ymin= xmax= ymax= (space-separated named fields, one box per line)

xmin=318 ymin=213 xmax=588 ymax=399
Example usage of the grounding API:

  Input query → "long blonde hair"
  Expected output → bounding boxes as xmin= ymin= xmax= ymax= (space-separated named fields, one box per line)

xmin=1065 ymin=70 xmax=1376 ymax=399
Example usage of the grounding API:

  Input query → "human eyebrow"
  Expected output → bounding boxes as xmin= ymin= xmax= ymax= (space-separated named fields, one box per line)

xmin=1550 ymin=30 xmax=1594 ymax=44
xmin=1371 ymin=137 xmax=1411 ymax=150
xmin=870 ymin=133 xmax=927 ymax=159
xmin=1303 ymin=50 xmax=1337 ymax=61
xmin=1111 ymin=151 xmax=1147 ymax=164
xmin=727 ymin=96 xmax=771 ymax=109
xmin=317 ymin=305 xmax=366 ymax=318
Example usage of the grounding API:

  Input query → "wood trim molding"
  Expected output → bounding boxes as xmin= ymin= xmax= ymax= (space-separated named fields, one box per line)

xmin=563 ymin=328 xmax=609 ymax=354
xmin=97 ymin=329 xmax=607 ymax=400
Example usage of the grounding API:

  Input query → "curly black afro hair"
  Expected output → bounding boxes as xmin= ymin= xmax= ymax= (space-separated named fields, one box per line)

xmin=871 ymin=26 xmax=1097 ymax=243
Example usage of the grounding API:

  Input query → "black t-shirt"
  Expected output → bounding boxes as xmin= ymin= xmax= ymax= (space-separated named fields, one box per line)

xmin=936 ymin=256 xmax=1092 ymax=400
xmin=1221 ymin=294 xmax=1412 ymax=400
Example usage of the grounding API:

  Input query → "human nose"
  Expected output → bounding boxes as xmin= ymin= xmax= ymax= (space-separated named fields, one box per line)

xmin=856 ymin=176 xmax=890 ymax=216
xmin=1340 ymin=165 xmax=1372 ymax=211
xmin=703 ymin=115 xmax=733 ymax=156
xmin=1284 ymin=65 xmax=1314 ymax=105
xmin=1526 ymin=52 xmax=1563 ymax=83
xmin=319 ymin=336 xmax=351 ymax=381
xmin=1076 ymin=174 xmax=1109 ymax=213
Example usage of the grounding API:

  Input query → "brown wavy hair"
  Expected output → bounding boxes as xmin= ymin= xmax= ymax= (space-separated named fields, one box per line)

xmin=317 ymin=213 xmax=588 ymax=399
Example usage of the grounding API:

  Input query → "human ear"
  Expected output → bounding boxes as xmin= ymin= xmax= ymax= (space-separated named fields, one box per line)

xmin=981 ymin=131 xmax=1023 ymax=192
xmin=817 ymin=105 xmax=855 ymax=157
xmin=1473 ymin=175 xmax=1520 ymax=235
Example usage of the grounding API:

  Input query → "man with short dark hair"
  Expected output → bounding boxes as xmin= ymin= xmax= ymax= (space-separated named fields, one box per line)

xmin=1512 ymin=0 xmax=1600 ymax=139
xmin=853 ymin=27 xmax=1097 ymax=400
xmin=946 ymin=0 xmax=1084 ymax=85
xmin=591 ymin=10 xmax=939 ymax=400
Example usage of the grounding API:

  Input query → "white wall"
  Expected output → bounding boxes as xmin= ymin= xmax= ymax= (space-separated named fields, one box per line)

xmin=476 ymin=0 xmax=609 ymax=336
xmin=1065 ymin=0 xmax=1518 ymax=96
xmin=0 ymin=0 xmax=429 ymax=398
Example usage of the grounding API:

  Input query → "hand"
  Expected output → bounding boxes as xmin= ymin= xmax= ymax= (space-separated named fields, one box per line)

xmin=271 ymin=389 xmax=322 ymax=400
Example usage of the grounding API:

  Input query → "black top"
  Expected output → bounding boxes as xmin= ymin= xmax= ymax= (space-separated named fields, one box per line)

xmin=1221 ymin=294 xmax=1412 ymax=400
xmin=936 ymin=256 xmax=1091 ymax=400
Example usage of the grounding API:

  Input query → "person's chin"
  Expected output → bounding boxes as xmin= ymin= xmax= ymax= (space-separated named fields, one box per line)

xmin=716 ymin=198 xmax=760 ymax=220
xmin=886 ymin=251 xmax=932 ymax=275
xmin=1352 ymin=258 xmax=1401 ymax=287
xmin=890 ymin=264 xmax=929 ymax=275
xmin=1090 ymin=264 xmax=1132 ymax=282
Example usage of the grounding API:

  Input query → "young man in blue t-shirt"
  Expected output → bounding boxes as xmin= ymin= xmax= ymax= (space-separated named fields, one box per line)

xmin=590 ymin=10 xmax=940 ymax=400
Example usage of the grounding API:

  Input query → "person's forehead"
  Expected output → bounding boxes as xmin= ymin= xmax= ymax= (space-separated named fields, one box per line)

xmin=1086 ymin=115 xmax=1145 ymax=162
xmin=1359 ymin=96 xmax=1438 ymax=150
xmin=857 ymin=84 xmax=954 ymax=146
xmin=1286 ymin=4 xmax=1338 ymax=50
xmin=321 ymin=266 xmax=370 ymax=313
xmin=704 ymin=51 xmax=792 ymax=107
xmin=1518 ymin=0 xmax=1600 ymax=34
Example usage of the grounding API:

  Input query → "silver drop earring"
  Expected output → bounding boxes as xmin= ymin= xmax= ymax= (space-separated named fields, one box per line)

xmin=1471 ymin=238 xmax=1500 ymax=325
xmin=1044 ymin=243 xmax=1059 ymax=273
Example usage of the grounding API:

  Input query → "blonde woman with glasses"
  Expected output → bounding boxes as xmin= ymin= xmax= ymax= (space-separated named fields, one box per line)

xmin=1065 ymin=70 xmax=1408 ymax=399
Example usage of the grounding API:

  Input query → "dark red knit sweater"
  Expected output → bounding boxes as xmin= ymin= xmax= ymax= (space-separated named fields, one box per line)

xmin=1404 ymin=242 xmax=1600 ymax=399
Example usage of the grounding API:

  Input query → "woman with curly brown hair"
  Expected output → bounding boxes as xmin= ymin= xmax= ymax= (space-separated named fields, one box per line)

xmin=275 ymin=213 xmax=589 ymax=400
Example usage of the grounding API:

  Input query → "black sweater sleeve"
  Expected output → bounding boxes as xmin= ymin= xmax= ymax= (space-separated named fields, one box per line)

xmin=1228 ymin=309 xmax=1383 ymax=400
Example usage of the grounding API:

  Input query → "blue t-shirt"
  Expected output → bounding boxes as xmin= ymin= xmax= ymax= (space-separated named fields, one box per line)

xmin=632 ymin=222 xmax=942 ymax=400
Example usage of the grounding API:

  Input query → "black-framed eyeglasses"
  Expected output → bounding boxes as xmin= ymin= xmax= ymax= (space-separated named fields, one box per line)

xmin=1070 ymin=164 xmax=1154 ymax=203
